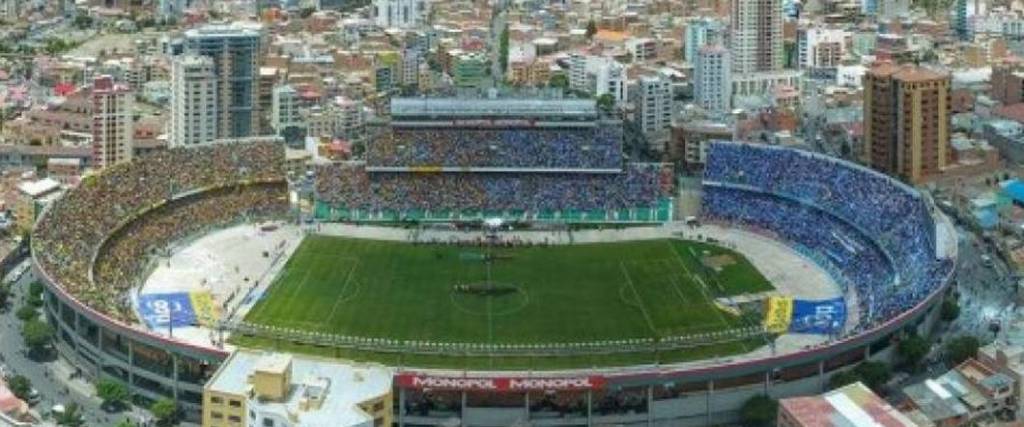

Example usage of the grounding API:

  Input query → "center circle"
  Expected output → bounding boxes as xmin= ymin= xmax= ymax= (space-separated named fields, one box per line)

xmin=449 ymin=282 xmax=529 ymax=316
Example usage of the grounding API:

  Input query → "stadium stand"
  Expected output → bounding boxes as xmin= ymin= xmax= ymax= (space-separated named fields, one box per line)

xmin=701 ymin=142 xmax=954 ymax=334
xmin=314 ymin=163 xmax=670 ymax=215
xmin=33 ymin=141 xmax=287 ymax=322
xmin=366 ymin=127 xmax=623 ymax=170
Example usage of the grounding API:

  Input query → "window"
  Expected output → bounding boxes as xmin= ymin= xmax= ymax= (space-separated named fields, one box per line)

xmin=228 ymin=400 xmax=242 ymax=408
xmin=228 ymin=415 xmax=241 ymax=423
xmin=211 ymin=396 xmax=223 ymax=404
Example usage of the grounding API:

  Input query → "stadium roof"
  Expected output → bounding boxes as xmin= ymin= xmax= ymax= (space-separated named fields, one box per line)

xmin=390 ymin=98 xmax=597 ymax=118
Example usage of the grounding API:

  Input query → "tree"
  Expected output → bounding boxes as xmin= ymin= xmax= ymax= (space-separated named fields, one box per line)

xmin=21 ymin=319 xmax=54 ymax=353
xmin=73 ymin=15 xmax=93 ymax=29
xmin=115 ymin=420 xmax=136 ymax=427
xmin=738 ymin=395 xmax=777 ymax=427
xmin=96 ymin=378 xmax=131 ymax=411
xmin=7 ymin=375 xmax=30 ymax=401
xmin=548 ymin=74 xmax=569 ymax=90
xmin=0 ymin=284 xmax=8 ymax=310
xmin=596 ymin=93 xmax=615 ymax=113
xmin=896 ymin=333 xmax=928 ymax=373
xmin=498 ymin=25 xmax=510 ymax=75
xmin=585 ymin=20 xmax=597 ymax=40
xmin=828 ymin=369 xmax=860 ymax=390
xmin=15 ymin=305 xmax=37 ymax=322
xmin=55 ymin=402 xmax=84 ymax=427
xmin=945 ymin=335 xmax=980 ymax=365
xmin=298 ymin=6 xmax=316 ymax=18
xmin=941 ymin=298 xmax=960 ymax=322
xmin=150 ymin=398 xmax=177 ymax=426
xmin=29 ymin=282 xmax=43 ymax=298
xmin=853 ymin=361 xmax=891 ymax=391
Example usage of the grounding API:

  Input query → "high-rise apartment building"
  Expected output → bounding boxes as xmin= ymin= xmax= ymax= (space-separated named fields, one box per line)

xmin=694 ymin=44 xmax=732 ymax=114
xmin=271 ymin=84 xmax=303 ymax=135
xmin=797 ymin=27 xmax=847 ymax=69
xmin=863 ymin=63 xmax=951 ymax=184
xmin=730 ymin=0 xmax=784 ymax=75
xmin=170 ymin=55 xmax=218 ymax=147
xmin=91 ymin=76 xmax=134 ymax=169
xmin=374 ymin=0 xmax=427 ymax=29
xmin=684 ymin=17 xmax=723 ymax=65
xmin=182 ymin=22 xmax=263 ymax=139
xmin=635 ymin=75 xmax=673 ymax=151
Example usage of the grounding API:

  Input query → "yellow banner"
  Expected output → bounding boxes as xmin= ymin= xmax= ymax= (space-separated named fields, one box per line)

xmin=189 ymin=291 xmax=221 ymax=327
xmin=764 ymin=296 xmax=794 ymax=333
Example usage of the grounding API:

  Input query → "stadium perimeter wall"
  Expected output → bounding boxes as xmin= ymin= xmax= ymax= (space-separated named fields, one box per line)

xmin=32 ymin=170 xmax=954 ymax=425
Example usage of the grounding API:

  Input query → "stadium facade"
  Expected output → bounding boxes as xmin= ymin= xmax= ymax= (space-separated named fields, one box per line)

xmin=31 ymin=100 xmax=956 ymax=425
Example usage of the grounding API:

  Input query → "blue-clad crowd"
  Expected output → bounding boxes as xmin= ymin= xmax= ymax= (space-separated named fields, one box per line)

xmin=366 ymin=127 xmax=623 ymax=170
xmin=701 ymin=142 xmax=953 ymax=332
xmin=315 ymin=163 xmax=669 ymax=212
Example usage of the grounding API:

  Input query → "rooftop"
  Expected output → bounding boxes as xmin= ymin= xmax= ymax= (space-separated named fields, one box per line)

xmin=207 ymin=350 xmax=393 ymax=427
xmin=779 ymin=382 xmax=918 ymax=427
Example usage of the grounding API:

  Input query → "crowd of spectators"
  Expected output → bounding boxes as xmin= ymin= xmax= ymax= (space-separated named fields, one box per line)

xmin=366 ymin=126 xmax=623 ymax=170
xmin=33 ymin=141 xmax=287 ymax=321
xmin=94 ymin=184 xmax=288 ymax=321
xmin=315 ymin=163 xmax=670 ymax=213
xmin=701 ymin=142 xmax=954 ymax=332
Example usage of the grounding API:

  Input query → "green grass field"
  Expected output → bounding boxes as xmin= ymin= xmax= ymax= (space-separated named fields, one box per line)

xmin=235 ymin=235 xmax=775 ymax=369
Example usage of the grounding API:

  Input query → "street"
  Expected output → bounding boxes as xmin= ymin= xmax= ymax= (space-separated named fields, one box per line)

xmin=0 ymin=260 xmax=153 ymax=427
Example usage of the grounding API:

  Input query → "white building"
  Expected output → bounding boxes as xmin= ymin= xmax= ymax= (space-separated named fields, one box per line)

xmin=730 ymin=0 xmax=783 ymax=75
xmin=798 ymin=27 xmax=848 ymax=68
xmin=694 ymin=44 xmax=732 ymax=114
xmin=203 ymin=350 xmax=393 ymax=427
xmin=91 ymin=75 xmax=133 ymax=169
xmin=568 ymin=54 xmax=627 ymax=104
xmin=170 ymin=55 xmax=218 ymax=147
xmin=684 ymin=17 xmax=724 ymax=65
xmin=374 ymin=0 xmax=427 ymax=29
xmin=305 ymin=97 xmax=367 ymax=141
xmin=271 ymin=85 xmax=303 ymax=135
xmin=635 ymin=75 xmax=672 ymax=150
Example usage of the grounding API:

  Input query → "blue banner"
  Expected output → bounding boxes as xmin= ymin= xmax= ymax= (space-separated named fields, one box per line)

xmin=789 ymin=298 xmax=846 ymax=334
xmin=137 ymin=293 xmax=197 ymax=330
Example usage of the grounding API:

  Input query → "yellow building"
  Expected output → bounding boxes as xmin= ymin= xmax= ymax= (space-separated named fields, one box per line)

xmin=203 ymin=350 xmax=393 ymax=427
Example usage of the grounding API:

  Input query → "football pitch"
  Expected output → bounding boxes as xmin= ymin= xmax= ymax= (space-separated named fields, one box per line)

xmin=235 ymin=235 xmax=775 ymax=369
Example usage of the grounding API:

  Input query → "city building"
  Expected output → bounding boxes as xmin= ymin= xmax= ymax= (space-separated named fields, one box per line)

xmin=954 ymin=0 xmax=971 ymax=41
xmin=797 ymin=27 xmax=847 ymax=69
xmin=991 ymin=60 xmax=1024 ymax=105
xmin=170 ymin=55 xmax=218 ymax=147
xmin=182 ymin=22 xmax=263 ymax=138
xmin=900 ymin=359 xmax=1015 ymax=426
xmin=15 ymin=178 xmax=61 ymax=233
xmin=271 ymin=85 xmax=303 ymax=135
xmin=669 ymin=120 xmax=733 ymax=170
xmin=778 ymin=382 xmax=918 ymax=427
xmin=568 ymin=54 xmax=627 ymax=104
xmin=374 ymin=0 xmax=427 ymax=29
xmin=452 ymin=51 xmax=488 ymax=89
xmin=730 ymin=0 xmax=784 ymax=75
xmin=91 ymin=75 xmax=134 ymax=169
xmin=694 ymin=44 xmax=732 ymax=114
xmin=203 ymin=350 xmax=393 ymax=427
xmin=635 ymin=75 xmax=673 ymax=151
xmin=863 ymin=63 xmax=951 ymax=183
xmin=684 ymin=17 xmax=724 ymax=64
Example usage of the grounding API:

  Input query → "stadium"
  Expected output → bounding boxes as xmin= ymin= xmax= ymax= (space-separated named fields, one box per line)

xmin=31 ymin=98 xmax=956 ymax=426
